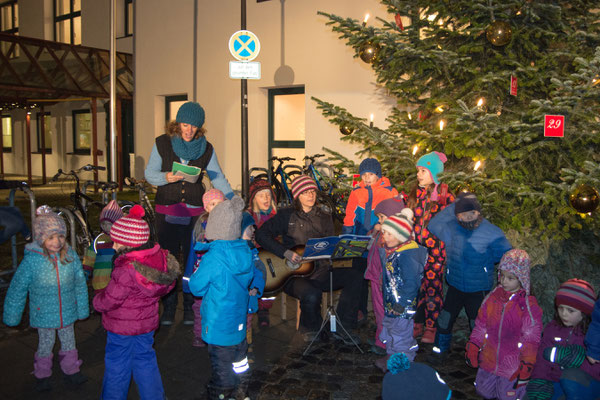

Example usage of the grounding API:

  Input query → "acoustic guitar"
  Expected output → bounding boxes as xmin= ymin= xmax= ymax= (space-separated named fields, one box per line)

xmin=258 ymin=245 xmax=315 ymax=295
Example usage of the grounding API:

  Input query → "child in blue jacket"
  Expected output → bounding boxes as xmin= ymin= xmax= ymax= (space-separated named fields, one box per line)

xmin=3 ymin=206 xmax=89 ymax=391
xmin=427 ymin=192 xmax=512 ymax=362
xmin=189 ymin=196 xmax=255 ymax=400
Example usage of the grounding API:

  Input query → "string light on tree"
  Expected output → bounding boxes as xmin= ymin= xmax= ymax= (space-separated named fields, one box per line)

xmin=474 ymin=160 xmax=482 ymax=171
xmin=362 ymin=13 xmax=370 ymax=27
xmin=439 ymin=120 xmax=445 ymax=130
xmin=412 ymin=145 xmax=418 ymax=156
xmin=369 ymin=113 xmax=374 ymax=128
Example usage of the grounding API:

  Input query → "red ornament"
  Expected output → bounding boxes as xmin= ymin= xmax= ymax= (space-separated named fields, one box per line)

xmin=395 ymin=14 xmax=404 ymax=30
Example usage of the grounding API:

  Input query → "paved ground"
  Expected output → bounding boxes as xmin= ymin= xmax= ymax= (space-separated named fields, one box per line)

xmin=0 ymin=288 xmax=479 ymax=400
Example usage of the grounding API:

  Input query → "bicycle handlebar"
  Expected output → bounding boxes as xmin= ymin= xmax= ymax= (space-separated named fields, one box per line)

xmin=270 ymin=156 xmax=295 ymax=162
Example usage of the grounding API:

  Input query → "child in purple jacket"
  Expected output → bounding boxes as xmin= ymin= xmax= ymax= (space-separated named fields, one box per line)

xmin=93 ymin=205 xmax=180 ymax=400
xmin=527 ymin=279 xmax=600 ymax=400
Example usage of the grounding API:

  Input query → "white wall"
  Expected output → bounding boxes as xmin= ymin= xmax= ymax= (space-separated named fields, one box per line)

xmin=135 ymin=0 xmax=397 ymax=191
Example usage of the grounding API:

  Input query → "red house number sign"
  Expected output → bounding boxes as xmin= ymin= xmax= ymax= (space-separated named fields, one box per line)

xmin=544 ymin=115 xmax=565 ymax=137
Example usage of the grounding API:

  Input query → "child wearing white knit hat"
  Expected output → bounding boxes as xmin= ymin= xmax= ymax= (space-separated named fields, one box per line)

xmin=376 ymin=208 xmax=428 ymax=373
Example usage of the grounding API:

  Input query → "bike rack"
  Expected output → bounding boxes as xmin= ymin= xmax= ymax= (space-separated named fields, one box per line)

xmin=54 ymin=207 xmax=77 ymax=252
xmin=0 ymin=186 xmax=36 ymax=287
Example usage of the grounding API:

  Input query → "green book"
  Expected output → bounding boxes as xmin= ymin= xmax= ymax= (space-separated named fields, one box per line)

xmin=172 ymin=162 xmax=202 ymax=183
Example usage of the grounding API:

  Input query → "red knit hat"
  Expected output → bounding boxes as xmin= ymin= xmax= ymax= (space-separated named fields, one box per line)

xmin=110 ymin=205 xmax=150 ymax=248
xmin=290 ymin=175 xmax=318 ymax=199
xmin=249 ymin=179 xmax=276 ymax=206
xmin=555 ymin=279 xmax=596 ymax=315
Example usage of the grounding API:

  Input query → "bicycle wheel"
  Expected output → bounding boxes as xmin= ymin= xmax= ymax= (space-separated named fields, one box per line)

xmin=56 ymin=208 xmax=91 ymax=258
xmin=319 ymin=192 xmax=345 ymax=223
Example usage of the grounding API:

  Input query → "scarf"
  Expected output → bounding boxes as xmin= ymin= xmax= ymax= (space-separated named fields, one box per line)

xmin=171 ymin=136 xmax=207 ymax=161
xmin=458 ymin=215 xmax=483 ymax=230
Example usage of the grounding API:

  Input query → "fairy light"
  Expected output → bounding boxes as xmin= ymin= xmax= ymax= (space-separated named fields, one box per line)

xmin=474 ymin=160 xmax=482 ymax=171
xmin=439 ymin=120 xmax=445 ymax=130
xmin=477 ymin=98 xmax=485 ymax=107
xmin=435 ymin=105 xmax=444 ymax=113
xmin=427 ymin=13 xmax=437 ymax=21
xmin=363 ymin=13 xmax=370 ymax=26
xmin=408 ymin=112 xmax=412 ymax=120
xmin=412 ymin=145 xmax=419 ymax=156
xmin=370 ymin=113 xmax=374 ymax=128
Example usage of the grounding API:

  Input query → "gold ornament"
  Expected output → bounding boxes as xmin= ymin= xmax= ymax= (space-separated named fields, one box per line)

xmin=455 ymin=183 xmax=474 ymax=194
xmin=359 ymin=42 xmax=379 ymax=63
xmin=569 ymin=184 xmax=600 ymax=214
xmin=486 ymin=21 xmax=513 ymax=47
xmin=339 ymin=125 xmax=354 ymax=135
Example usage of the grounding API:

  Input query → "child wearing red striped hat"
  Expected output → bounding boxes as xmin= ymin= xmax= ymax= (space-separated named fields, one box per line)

xmin=375 ymin=208 xmax=428 ymax=372
xmin=527 ymin=279 xmax=600 ymax=400
xmin=93 ymin=205 xmax=181 ymax=399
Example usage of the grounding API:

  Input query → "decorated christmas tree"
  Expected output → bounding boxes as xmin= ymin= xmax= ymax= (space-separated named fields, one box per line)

xmin=315 ymin=0 xmax=600 ymax=316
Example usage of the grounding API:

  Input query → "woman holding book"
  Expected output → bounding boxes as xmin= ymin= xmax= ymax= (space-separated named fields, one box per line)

xmin=145 ymin=101 xmax=233 ymax=325
xmin=255 ymin=175 xmax=364 ymax=345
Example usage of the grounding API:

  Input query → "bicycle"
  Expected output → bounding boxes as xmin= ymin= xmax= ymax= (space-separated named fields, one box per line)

xmin=123 ymin=176 xmax=157 ymax=242
xmin=51 ymin=164 xmax=132 ymax=257
xmin=250 ymin=156 xmax=303 ymax=206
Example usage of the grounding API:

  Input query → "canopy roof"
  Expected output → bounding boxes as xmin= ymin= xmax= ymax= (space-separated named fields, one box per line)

xmin=0 ymin=33 xmax=132 ymax=109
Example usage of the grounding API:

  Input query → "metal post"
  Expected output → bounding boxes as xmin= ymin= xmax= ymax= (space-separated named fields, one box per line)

xmin=25 ymin=112 xmax=32 ymax=186
xmin=109 ymin=0 xmax=117 ymax=183
xmin=91 ymin=97 xmax=99 ymax=189
xmin=241 ymin=0 xmax=249 ymax=201
xmin=40 ymin=106 xmax=47 ymax=184
xmin=0 ymin=112 xmax=3 ymax=176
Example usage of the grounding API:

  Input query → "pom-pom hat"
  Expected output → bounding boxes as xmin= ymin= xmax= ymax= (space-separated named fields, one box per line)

xmin=33 ymin=205 xmax=67 ymax=246
xmin=290 ymin=175 xmax=318 ymax=200
xmin=359 ymin=158 xmax=382 ymax=178
xmin=555 ymin=279 xmax=596 ymax=315
xmin=99 ymin=200 xmax=124 ymax=233
xmin=176 ymin=101 xmax=205 ymax=128
xmin=382 ymin=353 xmax=451 ymax=400
xmin=381 ymin=208 xmax=414 ymax=243
xmin=110 ymin=205 xmax=150 ymax=248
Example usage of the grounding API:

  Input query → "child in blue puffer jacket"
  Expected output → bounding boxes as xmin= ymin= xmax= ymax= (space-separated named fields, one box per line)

xmin=426 ymin=192 xmax=511 ymax=363
xmin=3 ymin=206 xmax=89 ymax=392
xmin=189 ymin=196 xmax=255 ymax=400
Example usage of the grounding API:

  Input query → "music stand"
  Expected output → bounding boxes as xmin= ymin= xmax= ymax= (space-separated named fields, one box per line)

xmin=303 ymin=256 xmax=364 ymax=355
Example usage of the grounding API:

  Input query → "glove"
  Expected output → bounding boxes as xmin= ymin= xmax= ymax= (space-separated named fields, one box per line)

xmin=465 ymin=341 xmax=480 ymax=368
xmin=391 ymin=303 xmax=405 ymax=314
xmin=526 ymin=378 xmax=554 ymax=400
xmin=543 ymin=344 xmax=586 ymax=369
xmin=510 ymin=361 xmax=534 ymax=389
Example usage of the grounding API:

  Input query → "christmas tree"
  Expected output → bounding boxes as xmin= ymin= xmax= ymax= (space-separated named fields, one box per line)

xmin=315 ymin=0 xmax=600 ymax=316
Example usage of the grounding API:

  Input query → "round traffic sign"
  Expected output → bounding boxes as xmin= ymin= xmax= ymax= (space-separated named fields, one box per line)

xmin=229 ymin=30 xmax=261 ymax=61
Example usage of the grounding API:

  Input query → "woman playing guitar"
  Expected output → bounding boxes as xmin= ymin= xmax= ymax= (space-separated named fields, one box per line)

xmin=255 ymin=175 xmax=364 ymax=344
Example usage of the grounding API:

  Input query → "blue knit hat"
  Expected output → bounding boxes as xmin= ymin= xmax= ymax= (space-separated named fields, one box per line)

xmin=416 ymin=152 xmax=447 ymax=185
xmin=359 ymin=158 xmax=382 ymax=178
xmin=176 ymin=101 xmax=206 ymax=128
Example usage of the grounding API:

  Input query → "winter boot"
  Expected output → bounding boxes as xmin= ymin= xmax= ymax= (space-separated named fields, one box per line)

xmin=257 ymin=309 xmax=270 ymax=327
xmin=59 ymin=349 xmax=87 ymax=386
xmin=33 ymin=352 xmax=53 ymax=379
xmin=35 ymin=377 xmax=52 ymax=392
xmin=374 ymin=354 xmax=390 ymax=373
xmin=412 ymin=323 xmax=424 ymax=338
xmin=421 ymin=327 xmax=436 ymax=344
xmin=207 ymin=384 xmax=233 ymax=400
xmin=183 ymin=292 xmax=195 ymax=325
xmin=427 ymin=333 xmax=453 ymax=365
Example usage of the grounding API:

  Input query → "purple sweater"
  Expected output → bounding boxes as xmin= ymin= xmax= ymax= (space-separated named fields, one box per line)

xmin=531 ymin=320 xmax=600 ymax=382
xmin=93 ymin=244 xmax=180 ymax=335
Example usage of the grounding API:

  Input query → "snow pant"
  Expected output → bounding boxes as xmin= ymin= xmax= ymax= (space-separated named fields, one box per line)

xmin=475 ymin=368 xmax=525 ymax=400
xmin=379 ymin=316 xmax=418 ymax=360
xmin=549 ymin=368 xmax=600 ymax=400
xmin=156 ymin=213 xmax=197 ymax=317
xmin=35 ymin=325 xmax=80 ymax=378
xmin=207 ymin=339 xmax=250 ymax=393
xmin=368 ymin=280 xmax=385 ymax=349
xmin=0 ymin=206 xmax=30 ymax=244
xmin=436 ymin=284 xmax=489 ymax=335
xmin=414 ymin=259 xmax=445 ymax=329
xmin=352 ymin=257 xmax=369 ymax=316
xmin=283 ymin=262 xmax=364 ymax=331
xmin=101 ymin=331 xmax=165 ymax=400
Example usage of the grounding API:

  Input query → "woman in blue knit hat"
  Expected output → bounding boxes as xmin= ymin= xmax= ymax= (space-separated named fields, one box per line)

xmin=406 ymin=151 xmax=455 ymax=344
xmin=145 ymin=101 xmax=234 ymax=325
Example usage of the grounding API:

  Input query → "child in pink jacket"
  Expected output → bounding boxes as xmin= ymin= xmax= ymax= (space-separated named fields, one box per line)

xmin=93 ymin=206 xmax=180 ymax=400
xmin=465 ymin=249 xmax=543 ymax=400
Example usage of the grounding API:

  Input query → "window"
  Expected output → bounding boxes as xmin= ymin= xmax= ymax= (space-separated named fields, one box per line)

xmin=2 ymin=115 xmax=11 ymax=152
xmin=0 ymin=1 xmax=18 ymax=34
xmin=165 ymin=95 xmax=188 ymax=125
xmin=72 ymin=109 xmax=90 ymax=154
xmin=124 ymin=0 xmax=133 ymax=37
xmin=54 ymin=0 xmax=81 ymax=45
xmin=36 ymin=112 xmax=52 ymax=154
xmin=268 ymin=87 xmax=306 ymax=163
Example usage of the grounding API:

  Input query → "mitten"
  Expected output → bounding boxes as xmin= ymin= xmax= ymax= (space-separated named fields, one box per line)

xmin=510 ymin=361 xmax=534 ymax=389
xmin=391 ymin=303 xmax=405 ymax=314
xmin=526 ymin=379 xmax=554 ymax=400
xmin=543 ymin=344 xmax=586 ymax=369
xmin=465 ymin=341 xmax=480 ymax=368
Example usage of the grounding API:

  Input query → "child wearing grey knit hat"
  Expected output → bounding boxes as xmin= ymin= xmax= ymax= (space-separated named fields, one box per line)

xmin=205 ymin=196 xmax=245 ymax=241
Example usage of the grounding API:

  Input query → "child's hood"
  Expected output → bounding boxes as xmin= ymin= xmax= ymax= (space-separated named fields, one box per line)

xmin=24 ymin=241 xmax=74 ymax=261
xmin=119 ymin=244 xmax=181 ymax=289
xmin=195 ymin=239 xmax=253 ymax=277
xmin=358 ymin=175 xmax=393 ymax=189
